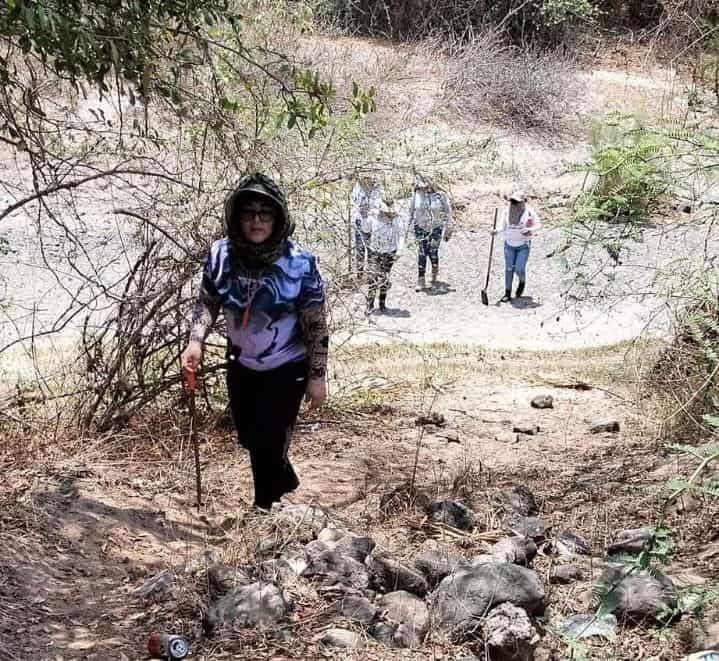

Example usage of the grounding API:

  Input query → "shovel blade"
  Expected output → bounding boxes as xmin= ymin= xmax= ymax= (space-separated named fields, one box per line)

xmin=481 ymin=289 xmax=489 ymax=306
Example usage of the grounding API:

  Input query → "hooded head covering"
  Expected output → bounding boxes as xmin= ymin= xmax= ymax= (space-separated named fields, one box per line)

xmin=224 ymin=172 xmax=293 ymax=270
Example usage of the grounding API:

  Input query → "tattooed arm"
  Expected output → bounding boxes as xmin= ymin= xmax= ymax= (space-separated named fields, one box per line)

xmin=189 ymin=285 xmax=221 ymax=343
xmin=181 ymin=285 xmax=220 ymax=372
xmin=299 ymin=303 xmax=329 ymax=408
xmin=299 ymin=303 xmax=329 ymax=380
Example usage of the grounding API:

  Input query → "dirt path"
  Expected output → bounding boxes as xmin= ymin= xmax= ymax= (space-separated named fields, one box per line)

xmin=4 ymin=343 xmax=711 ymax=660
xmin=1 ymin=34 xmax=714 ymax=661
xmin=337 ymin=219 xmax=705 ymax=350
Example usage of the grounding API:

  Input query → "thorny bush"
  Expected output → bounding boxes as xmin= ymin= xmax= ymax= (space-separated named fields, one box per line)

xmin=441 ymin=30 xmax=582 ymax=131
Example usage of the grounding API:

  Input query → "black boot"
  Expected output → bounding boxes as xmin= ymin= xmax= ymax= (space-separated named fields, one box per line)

xmin=515 ymin=281 xmax=525 ymax=298
xmin=365 ymin=298 xmax=374 ymax=314
xmin=500 ymin=289 xmax=511 ymax=303
xmin=378 ymin=294 xmax=387 ymax=312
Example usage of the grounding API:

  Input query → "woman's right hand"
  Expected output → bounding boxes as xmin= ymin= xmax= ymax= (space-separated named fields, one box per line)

xmin=181 ymin=340 xmax=203 ymax=373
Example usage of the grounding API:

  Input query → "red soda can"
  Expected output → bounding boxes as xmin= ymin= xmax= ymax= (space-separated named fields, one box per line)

xmin=147 ymin=632 xmax=189 ymax=659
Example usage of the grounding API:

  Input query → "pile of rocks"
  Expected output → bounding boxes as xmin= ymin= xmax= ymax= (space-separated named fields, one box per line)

xmin=195 ymin=495 xmax=551 ymax=658
xmin=134 ymin=488 xmax=714 ymax=660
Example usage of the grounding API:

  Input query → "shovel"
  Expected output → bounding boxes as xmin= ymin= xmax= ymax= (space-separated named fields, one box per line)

xmin=184 ymin=368 xmax=202 ymax=510
xmin=481 ymin=208 xmax=498 ymax=306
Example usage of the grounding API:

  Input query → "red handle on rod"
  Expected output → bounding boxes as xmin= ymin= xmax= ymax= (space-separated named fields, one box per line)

xmin=185 ymin=368 xmax=196 ymax=392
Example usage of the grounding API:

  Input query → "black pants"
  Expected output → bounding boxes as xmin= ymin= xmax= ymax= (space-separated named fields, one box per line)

xmin=367 ymin=250 xmax=396 ymax=306
xmin=226 ymin=358 xmax=308 ymax=509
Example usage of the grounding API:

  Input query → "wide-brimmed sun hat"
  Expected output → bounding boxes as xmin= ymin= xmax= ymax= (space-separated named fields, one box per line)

xmin=415 ymin=175 xmax=433 ymax=189
xmin=379 ymin=199 xmax=397 ymax=216
xmin=509 ymin=190 xmax=527 ymax=203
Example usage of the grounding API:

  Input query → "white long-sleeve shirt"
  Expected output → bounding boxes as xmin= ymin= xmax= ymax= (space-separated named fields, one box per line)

xmin=351 ymin=182 xmax=384 ymax=233
xmin=408 ymin=190 xmax=453 ymax=232
xmin=500 ymin=205 xmax=541 ymax=247
xmin=368 ymin=213 xmax=405 ymax=254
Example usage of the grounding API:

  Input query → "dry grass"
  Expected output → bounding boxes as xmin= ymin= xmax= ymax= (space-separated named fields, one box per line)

xmin=441 ymin=30 xmax=583 ymax=133
xmin=0 ymin=341 xmax=715 ymax=660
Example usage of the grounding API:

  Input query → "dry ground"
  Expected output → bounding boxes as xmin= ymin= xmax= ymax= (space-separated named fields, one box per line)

xmin=2 ymin=342 xmax=717 ymax=660
xmin=1 ymin=29 xmax=717 ymax=661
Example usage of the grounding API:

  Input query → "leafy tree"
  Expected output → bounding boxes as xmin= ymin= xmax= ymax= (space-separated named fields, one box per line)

xmin=0 ymin=0 xmax=231 ymax=94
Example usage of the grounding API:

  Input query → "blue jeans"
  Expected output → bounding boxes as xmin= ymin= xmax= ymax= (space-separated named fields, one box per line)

xmin=504 ymin=242 xmax=530 ymax=291
xmin=414 ymin=226 xmax=443 ymax=276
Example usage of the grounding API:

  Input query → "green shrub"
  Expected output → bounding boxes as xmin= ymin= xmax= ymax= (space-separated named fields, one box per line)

xmin=314 ymin=0 xmax=597 ymax=47
xmin=572 ymin=114 xmax=671 ymax=225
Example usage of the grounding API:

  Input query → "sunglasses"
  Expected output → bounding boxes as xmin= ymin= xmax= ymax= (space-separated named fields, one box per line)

xmin=237 ymin=208 xmax=276 ymax=224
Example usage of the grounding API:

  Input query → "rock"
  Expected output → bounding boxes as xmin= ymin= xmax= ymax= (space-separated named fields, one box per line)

xmin=530 ymin=395 xmax=553 ymax=409
xmin=259 ymin=554 xmax=309 ymax=587
xmin=304 ymin=539 xmax=331 ymax=558
xmin=184 ymin=549 xmax=221 ymax=573
xmin=314 ymin=530 xmax=376 ymax=563
xmin=483 ymin=602 xmax=539 ymax=661
xmin=334 ymin=594 xmax=378 ymax=626
xmin=393 ymin=623 xmax=425 ymax=649
xmin=278 ymin=550 xmax=309 ymax=576
xmin=205 ymin=582 xmax=290 ymax=632
xmin=431 ymin=563 xmax=545 ymax=642
xmin=440 ymin=431 xmax=461 ymax=443
xmin=513 ymin=425 xmax=541 ymax=435
xmin=255 ymin=538 xmax=282 ymax=557
xmin=679 ymin=603 xmax=719 ymax=652
xmin=415 ymin=412 xmax=446 ymax=427
xmin=560 ymin=613 xmax=617 ymax=641
xmin=556 ymin=529 xmax=591 ymax=556
xmin=414 ymin=550 xmax=468 ymax=587
xmin=491 ymin=536 xmax=537 ymax=566
xmin=136 ymin=569 xmax=174 ymax=600
xmin=368 ymin=621 xmax=398 ymax=647
xmin=318 ymin=528 xmax=346 ymax=545
xmin=699 ymin=542 xmax=719 ymax=562
xmin=367 ymin=550 xmax=429 ymax=596
xmin=334 ymin=535 xmax=376 ymax=564
xmin=606 ymin=527 xmax=652 ymax=555
xmin=491 ymin=486 xmax=539 ymax=516
xmin=703 ymin=605 xmax=719 ymax=650
xmin=470 ymin=554 xmax=496 ymax=566
xmin=428 ymin=499 xmax=477 ymax=531
xmin=303 ymin=550 xmax=370 ymax=590
xmin=502 ymin=513 xmax=550 ymax=543
xmin=273 ymin=503 xmax=346 ymax=541
xmin=378 ymin=590 xmax=429 ymax=642
xmin=318 ymin=628 xmax=365 ymax=649
xmin=590 ymin=418 xmax=620 ymax=433
xmin=594 ymin=566 xmax=678 ymax=623
xmin=456 ymin=657 xmax=481 ymax=661
xmin=668 ymin=491 xmax=700 ymax=514
xmin=550 ymin=564 xmax=584 ymax=584
xmin=496 ymin=431 xmax=519 ymax=444
xmin=673 ymin=199 xmax=693 ymax=214
xmin=379 ymin=482 xmax=432 ymax=514
xmin=208 ymin=564 xmax=251 ymax=598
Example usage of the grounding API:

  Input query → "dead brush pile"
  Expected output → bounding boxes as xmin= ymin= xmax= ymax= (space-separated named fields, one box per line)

xmin=650 ymin=291 xmax=719 ymax=439
xmin=439 ymin=30 xmax=583 ymax=132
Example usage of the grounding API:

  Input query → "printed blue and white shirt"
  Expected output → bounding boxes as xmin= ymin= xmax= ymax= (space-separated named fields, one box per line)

xmin=201 ymin=239 xmax=324 ymax=371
